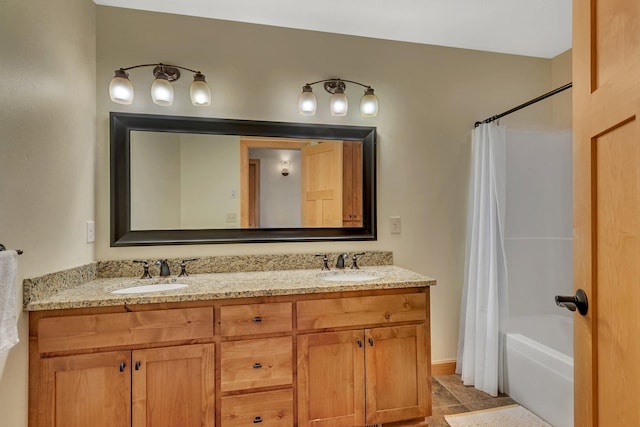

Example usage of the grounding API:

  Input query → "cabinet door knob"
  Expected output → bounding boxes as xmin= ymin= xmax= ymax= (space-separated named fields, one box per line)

xmin=357 ymin=339 xmax=363 ymax=348
xmin=135 ymin=361 xmax=141 ymax=371
xmin=253 ymin=416 xmax=263 ymax=423
xmin=253 ymin=362 xmax=262 ymax=369
xmin=119 ymin=362 xmax=126 ymax=372
xmin=368 ymin=338 xmax=374 ymax=347
xmin=252 ymin=316 xmax=263 ymax=323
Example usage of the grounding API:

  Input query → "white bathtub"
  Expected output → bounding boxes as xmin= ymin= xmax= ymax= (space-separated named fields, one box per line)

xmin=504 ymin=315 xmax=574 ymax=427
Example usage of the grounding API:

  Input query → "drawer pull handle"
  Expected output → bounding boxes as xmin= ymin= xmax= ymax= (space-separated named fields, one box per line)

xmin=252 ymin=316 xmax=263 ymax=323
xmin=135 ymin=361 xmax=141 ymax=371
xmin=253 ymin=362 xmax=262 ymax=369
xmin=368 ymin=338 xmax=374 ymax=347
xmin=253 ymin=416 xmax=263 ymax=424
xmin=119 ymin=362 xmax=126 ymax=372
xmin=357 ymin=339 xmax=363 ymax=348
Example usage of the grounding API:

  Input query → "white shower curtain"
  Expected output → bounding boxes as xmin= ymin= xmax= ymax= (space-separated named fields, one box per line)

xmin=456 ymin=122 xmax=509 ymax=397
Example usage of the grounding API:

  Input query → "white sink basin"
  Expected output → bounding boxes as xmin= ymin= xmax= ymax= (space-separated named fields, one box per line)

xmin=320 ymin=272 xmax=380 ymax=282
xmin=111 ymin=283 xmax=189 ymax=294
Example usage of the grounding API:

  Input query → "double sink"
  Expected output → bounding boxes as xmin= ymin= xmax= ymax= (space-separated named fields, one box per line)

xmin=111 ymin=270 xmax=381 ymax=294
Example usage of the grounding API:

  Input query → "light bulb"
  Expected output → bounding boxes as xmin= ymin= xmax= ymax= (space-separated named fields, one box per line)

xmin=151 ymin=74 xmax=174 ymax=106
xmin=190 ymin=72 xmax=211 ymax=106
xmin=330 ymin=91 xmax=348 ymax=116
xmin=109 ymin=69 xmax=133 ymax=105
xmin=298 ymin=85 xmax=317 ymax=115
xmin=360 ymin=88 xmax=378 ymax=117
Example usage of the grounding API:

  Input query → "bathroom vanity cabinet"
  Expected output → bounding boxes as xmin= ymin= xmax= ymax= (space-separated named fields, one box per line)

xmin=29 ymin=288 xmax=431 ymax=427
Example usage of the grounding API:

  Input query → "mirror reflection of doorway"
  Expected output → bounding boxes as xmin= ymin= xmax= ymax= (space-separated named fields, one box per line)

xmin=240 ymin=138 xmax=362 ymax=228
xmin=248 ymin=159 xmax=260 ymax=228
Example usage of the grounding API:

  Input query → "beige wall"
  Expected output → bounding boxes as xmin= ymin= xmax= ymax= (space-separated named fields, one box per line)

xmin=96 ymin=6 xmax=560 ymax=366
xmin=131 ymin=131 xmax=182 ymax=229
xmin=551 ymin=49 xmax=573 ymax=130
xmin=0 ymin=0 xmax=96 ymax=425
xmin=180 ymin=134 xmax=241 ymax=228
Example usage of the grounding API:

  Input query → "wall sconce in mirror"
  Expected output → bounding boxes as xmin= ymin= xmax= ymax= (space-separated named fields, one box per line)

xmin=298 ymin=78 xmax=378 ymax=117
xmin=281 ymin=160 xmax=290 ymax=176
xmin=109 ymin=63 xmax=211 ymax=107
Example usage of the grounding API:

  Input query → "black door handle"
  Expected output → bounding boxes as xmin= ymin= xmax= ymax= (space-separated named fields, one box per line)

xmin=555 ymin=289 xmax=588 ymax=315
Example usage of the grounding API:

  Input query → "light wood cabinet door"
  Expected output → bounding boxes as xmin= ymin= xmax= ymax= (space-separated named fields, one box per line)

xmin=298 ymin=325 xmax=428 ymax=427
xmin=40 ymin=351 xmax=130 ymax=427
xmin=132 ymin=344 xmax=215 ymax=427
xmin=297 ymin=330 xmax=365 ymax=427
xmin=364 ymin=325 xmax=428 ymax=424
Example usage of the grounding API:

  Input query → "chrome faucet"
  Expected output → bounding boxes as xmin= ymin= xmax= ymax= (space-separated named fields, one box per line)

xmin=335 ymin=253 xmax=348 ymax=269
xmin=156 ymin=259 xmax=171 ymax=277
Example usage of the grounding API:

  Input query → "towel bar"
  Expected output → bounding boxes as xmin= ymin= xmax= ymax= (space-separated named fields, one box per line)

xmin=0 ymin=243 xmax=22 ymax=255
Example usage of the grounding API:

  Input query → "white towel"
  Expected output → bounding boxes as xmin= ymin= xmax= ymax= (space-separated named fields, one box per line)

xmin=0 ymin=250 xmax=19 ymax=355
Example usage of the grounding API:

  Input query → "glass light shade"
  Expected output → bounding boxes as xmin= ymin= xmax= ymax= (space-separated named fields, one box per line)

xmin=298 ymin=87 xmax=317 ymax=115
xmin=360 ymin=90 xmax=378 ymax=117
xmin=109 ymin=71 xmax=134 ymax=105
xmin=190 ymin=74 xmax=211 ymax=106
xmin=330 ymin=92 xmax=348 ymax=116
xmin=281 ymin=160 xmax=290 ymax=176
xmin=151 ymin=77 xmax=174 ymax=106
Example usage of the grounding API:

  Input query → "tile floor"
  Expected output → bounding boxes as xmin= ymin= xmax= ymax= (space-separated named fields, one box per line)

xmin=426 ymin=374 xmax=518 ymax=426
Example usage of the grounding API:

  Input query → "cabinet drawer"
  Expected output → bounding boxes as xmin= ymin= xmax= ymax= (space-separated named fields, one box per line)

xmin=38 ymin=307 xmax=214 ymax=353
xmin=297 ymin=293 xmax=427 ymax=330
xmin=220 ymin=302 xmax=292 ymax=337
xmin=221 ymin=389 xmax=293 ymax=427
xmin=221 ymin=337 xmax=292 ymax=392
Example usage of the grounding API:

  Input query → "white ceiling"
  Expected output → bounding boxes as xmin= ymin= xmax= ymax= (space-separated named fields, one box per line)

xmin=94 ymin=0 xmax=572 ymax=59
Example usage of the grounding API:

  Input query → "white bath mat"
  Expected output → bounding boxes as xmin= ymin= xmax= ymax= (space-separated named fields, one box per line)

xmin=444 ymin=404 xmax=552 ymax=427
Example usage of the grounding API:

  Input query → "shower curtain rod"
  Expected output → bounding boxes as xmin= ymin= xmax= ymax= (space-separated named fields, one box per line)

xmin=474 ymin=82 xmax=573 ymax=127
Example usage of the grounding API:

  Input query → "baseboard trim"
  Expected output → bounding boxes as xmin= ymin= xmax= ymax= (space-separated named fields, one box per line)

xmin=431 ymin=360 xmax=456 ymax=376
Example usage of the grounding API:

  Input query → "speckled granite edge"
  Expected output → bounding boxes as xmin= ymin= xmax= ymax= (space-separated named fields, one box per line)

xmin=23 ymin=251 xmax=392 ymax=309
xmin=26 ymin=265 xmax=435 ymax=311
xmin=97 ymin=251 xmax=393 ymax=278
xmin=23 ymin=263 xmax=97 ymax=307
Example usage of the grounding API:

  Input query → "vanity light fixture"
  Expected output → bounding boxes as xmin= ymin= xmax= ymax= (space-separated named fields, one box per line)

xmin=298 ymin=78 xmax=378 ymax=117
xmin=281 ymin=160 xmax=290 ymax=176
xmin=109 ymin=63 xmax=211 ymax=107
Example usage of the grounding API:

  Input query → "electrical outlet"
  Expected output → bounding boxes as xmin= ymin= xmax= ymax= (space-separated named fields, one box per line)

xmin=86 ymin=221 xmax=95 ymax=243
xmin=390 ymin=216 xmax=401 ymax=234
xmin=230 ymin=189 xmax=238 ymax=199
xmin=226 ymin=213 xmax=237 ymax=223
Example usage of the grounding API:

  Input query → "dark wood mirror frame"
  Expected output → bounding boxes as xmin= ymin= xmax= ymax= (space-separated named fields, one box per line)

xmin=110 ymin=112 xmax=377 ymax=246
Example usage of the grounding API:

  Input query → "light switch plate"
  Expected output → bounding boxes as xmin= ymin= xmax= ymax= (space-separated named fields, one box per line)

xmin=390 ymin=216 xmax=401 ymax=234
xmin=86 ymin=221 xmax=95 ymax=243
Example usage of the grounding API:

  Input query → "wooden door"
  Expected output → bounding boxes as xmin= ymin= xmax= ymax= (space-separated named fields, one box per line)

xmin=300 ymin=141 xmax=343 ymax=227
xmin=364 ymin=325 xmax=429 ymax=424
xmin=40 ymin=351 xmax=130 ymax=427
xmin=132 ymin=344 xmax=215 ymax=427
xmin=248 ymin=159 xmax=260 ymax=228
xmin=342 ymin=141 xmax=363 ymax=227
xmin=297 ymin=330 xmax=365 ymax=427
xmin=573 ymin=0 xmax=640 ymax=425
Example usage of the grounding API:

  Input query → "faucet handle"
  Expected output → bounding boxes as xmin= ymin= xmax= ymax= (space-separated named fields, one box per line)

xmin=178 ymin=258 xmax=199 ymax=277
xmin=133 ymin=260 xmax=152 ymax=279
xmin=351 ymin=252 xmax=365 ymax=269
xmin=315 ymin=254 xmax=330 ymax=271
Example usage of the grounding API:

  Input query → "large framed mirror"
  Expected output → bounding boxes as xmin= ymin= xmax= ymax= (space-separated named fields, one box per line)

xmin=110 ymin=112 xmax=377 ymax=246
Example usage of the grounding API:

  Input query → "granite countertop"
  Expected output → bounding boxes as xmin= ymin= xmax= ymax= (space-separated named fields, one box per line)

xmin=25 ymin=265 xmax=436 ymax=311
